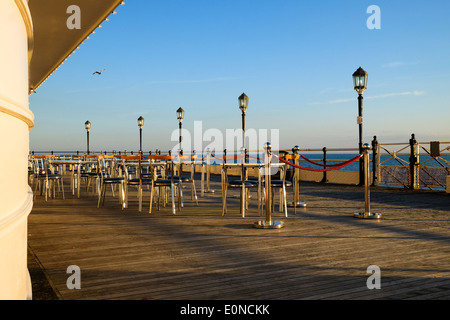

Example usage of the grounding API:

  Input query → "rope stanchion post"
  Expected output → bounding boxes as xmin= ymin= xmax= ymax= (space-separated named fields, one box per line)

xmin=254 ymin=142 xmax=284 ymax=229
xmin=288 ymin=145 xmax=307 ymax=210
xmin=353 ymin=143 xmax=382 ymax=219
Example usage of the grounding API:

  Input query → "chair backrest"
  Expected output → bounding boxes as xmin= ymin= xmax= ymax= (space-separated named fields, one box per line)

xmin=31 ymin=158 xmax=43 ymax=176
xmin=96 ymin=155 xmax=111 ymax=179
xmin=124 ymin=158 xmax=142 ymax=179
xmin=32 ymin=157 xmax=50 ymax=178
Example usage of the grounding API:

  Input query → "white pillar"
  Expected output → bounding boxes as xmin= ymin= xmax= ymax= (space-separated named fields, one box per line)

xmin=0 ymin=0 xmax=34 ymax=300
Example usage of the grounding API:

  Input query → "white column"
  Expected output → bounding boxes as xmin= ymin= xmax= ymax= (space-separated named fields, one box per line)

xmin=0 ymin=0 xmax=34 ymax=300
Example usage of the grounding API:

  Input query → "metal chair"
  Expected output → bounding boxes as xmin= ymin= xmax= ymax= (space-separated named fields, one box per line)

xmin=221 ymin=154 xmax=258 ymax=218
xmin=80 ymin=155 xmax=102 ymax=195
xmin=172 ymin=154 xmax=198 ymax=205
xmin=257 ymin=161 xmax=291 ymax=218
xmin=96 ymin=155 xmax=126 ymax=210
xmin=121 ymin=155 xmax=154 ymax=212
xmin=32 ymin=156 xmax=65 ymax=201
xmin=149 ymin=155 xmax=183 ymax=214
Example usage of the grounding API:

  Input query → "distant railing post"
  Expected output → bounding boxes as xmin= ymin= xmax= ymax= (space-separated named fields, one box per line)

xmin=321 ymin=147 xmax=327 ymax=183
xmin=371 ymin=136 xmax=378 ymax=186
xmin=409 ymin=133 xmax=419 ymax=189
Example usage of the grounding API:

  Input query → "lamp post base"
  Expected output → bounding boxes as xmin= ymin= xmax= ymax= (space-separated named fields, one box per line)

xmin=253 ymin=220 xmax=284 ymax=229
xmin=353 ymin=212 xmax=382 ymax=219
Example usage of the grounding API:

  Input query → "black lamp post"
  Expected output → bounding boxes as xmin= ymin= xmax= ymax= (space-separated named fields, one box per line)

xmin=137 ymin=116 xmax=144 ymax=154
xmin=238 ymin=93 xmax=249 ymax=181
xmin=176 ymin=108 xmax=184 ymax=155
xmin=352 ymin=67 xmax=368 ymax=185
xmin=85 ymin=120 xmax=91 ymax=155
xmin=238 ymin=93 xmax=249 ymax=150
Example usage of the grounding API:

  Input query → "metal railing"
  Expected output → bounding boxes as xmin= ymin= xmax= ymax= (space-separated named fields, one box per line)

xmin=376 ymin=134 xmax=450 ymax=191
xmin=30 ymin=134 xmax=450 ymax=192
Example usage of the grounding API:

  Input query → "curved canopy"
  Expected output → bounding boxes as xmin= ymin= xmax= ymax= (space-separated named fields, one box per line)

xmin=28 ymin=0 xmax=124 ymax=94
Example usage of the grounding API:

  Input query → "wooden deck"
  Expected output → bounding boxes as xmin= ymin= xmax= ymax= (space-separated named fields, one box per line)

xmin=27 ymin=174 xmax=450 ymax=300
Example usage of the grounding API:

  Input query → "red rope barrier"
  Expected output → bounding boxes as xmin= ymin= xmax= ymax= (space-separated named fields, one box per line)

xmin=299 ymin=154 xmax=361 ymax=168
xmin=276 ymin=154 xmax=362 ymax=172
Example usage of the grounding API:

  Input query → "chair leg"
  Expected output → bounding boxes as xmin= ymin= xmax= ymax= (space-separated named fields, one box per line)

xmin=121 ymin=182 xmax=126 ymax=210
xmin=125 ymin=184 xmax=129 ymax=208
xmin=163 ymin=186 xmax=167 ymax=208
xmin=138 ymin=184 xmax=142 ymax=212
xmin=71 ymin=173 xmax=75 ymax=195
xmin=97 ymin=181 xmax=102 ymax=208
xmin=171 ymin=183 xmax=176 ymax=215
xmin=45 ymin=179 xmax=49 ymax=202
xmin=192 ymin=181 xmax=198 ymax=205
xmin=283 ymin=185 xmax=288 ymax=217
xmin=98 ymin=182 xmax=105 ymax=208
xmin=246 ymin=189 xmax=250 ymax=210
xmin=149 ymin=185 xmax=154 ymax=214
xmin=178 ymin=182 xmax=184 ymax=211
xmin=222 ymin=183 xmax=228 ymax=216
xmin=61 ymin=178 xmax=65 ymax=200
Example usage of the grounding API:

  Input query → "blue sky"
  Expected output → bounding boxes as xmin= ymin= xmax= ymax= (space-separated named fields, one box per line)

xmin=29 ymin=0 xmax=450 ymax=153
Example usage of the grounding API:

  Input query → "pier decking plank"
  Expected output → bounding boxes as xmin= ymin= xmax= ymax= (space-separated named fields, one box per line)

xmin=28 ymin=176 xmax=450 ymax=300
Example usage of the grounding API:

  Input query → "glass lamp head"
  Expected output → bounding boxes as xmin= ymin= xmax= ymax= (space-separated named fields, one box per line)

xmin=176 ymin=107 xmax=185 ymax=123
xmin=137 ymin=116 xmax=144 ymax=129
xmin=353 ymin=67 xmax=368 ymax=95
xmin=238 ymin=93 xmax=249 ymax=113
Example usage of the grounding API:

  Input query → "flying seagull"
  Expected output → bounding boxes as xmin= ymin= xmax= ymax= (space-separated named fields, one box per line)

xmin=93 ymin=68 xmax=105 ymax=75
